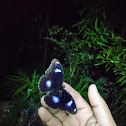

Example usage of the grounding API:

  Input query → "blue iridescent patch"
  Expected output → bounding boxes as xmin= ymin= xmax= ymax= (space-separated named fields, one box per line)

xmin=52 ymin=96 xmax=60 ymax=104
xmin=38 ymin=59 xmax=77 ymax=114
xmin=66 ymin=100 xmax=73 ymax=108
xmin=46 ymin=80 xmax=52 ymax=88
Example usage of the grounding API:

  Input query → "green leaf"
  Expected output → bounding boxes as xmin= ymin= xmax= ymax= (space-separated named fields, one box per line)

xmin=93 ymin=36 xmax=99 ymax=42
xmin=13 ymin=84 xmax=29 ymax=96
xmin=120 ymin=71 xmax=126 ymax=76
xmin=79 ymin=9 xmax=86 ymax=16
xmin=31 ymin=70 xmax=37 ymax=87
xmin=88 ymin=43 xmax=92 ymax=48
xmin=75 ymin=76 xmax=83 ymax=91
xmin=118 ymin=52 xmax=125 ymax=58
xmin=100 ymin=36 xmax=108 ymax=43
xmin=79 ymin=83 xmax=88 ymax=94
xmin=83 ymin=34 xmax=87 ymax=39
xmin=95 ymin=62 xmax=105 ymax=66
xmin=26 ymin=88 xmax=32 ymax=99
xmin=116 ymin=76 xmax=125 ymax=83
xmin=96 ymin=55 xmax=105 ymax=60
xmin=95 ymin=17 xmax=98 ymax=32
xmin=123 ymin=54 xmax=126 ymax=60
xmin=106 ymin=66 xmax=111 ymax=71
xmin=111 ymin=30 xmax=115 ymax=38
xmin=122 ymin=48 xmax=126 ymax=51
xmin=110 ymin=60 xmax=119 ymax=64
xmin=80 ymin=92 xmax=88 ymax=97
xmin=78 ymin=41 xmax=85 ymax=48
xmin=106 ymin=48 xmax=112 ymax=59
xmin=7 ymin=70 xmax=31 ymax=85
xmin=120 ymin=79 xmax=126 ymax=86
xmin=79 ymin=19 xmax=89 ymax=34
xmin=97 ymin=41 xmax=106 ymax=47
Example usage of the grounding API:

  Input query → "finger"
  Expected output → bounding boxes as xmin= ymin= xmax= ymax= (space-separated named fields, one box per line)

xmin=41 ymin=96 xmax=68 ymax=121
xmin=63 ymin=82 xmax=91 ymax=110
xmin=85 ymin=115 xmax=97 ymax=126
xmin=38 ymin=107 xmax=62 ymax=126
xmin=88 ymin=84 xmax=117 ymax=126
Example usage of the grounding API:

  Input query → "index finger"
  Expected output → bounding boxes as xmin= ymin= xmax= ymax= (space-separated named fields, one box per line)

xmin=63 ymin=82 xmax=91 ymax=110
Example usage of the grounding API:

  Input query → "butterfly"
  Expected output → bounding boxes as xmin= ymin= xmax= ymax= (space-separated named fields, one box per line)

xmin=38 ymin=59 xmax=77 ymax=114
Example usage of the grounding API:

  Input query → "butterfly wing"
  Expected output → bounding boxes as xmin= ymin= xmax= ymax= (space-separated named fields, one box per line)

xmin=38 ymin=59 xmax=63 ymax=93
xmin=44 ymin=88 xmax=77 ymax=114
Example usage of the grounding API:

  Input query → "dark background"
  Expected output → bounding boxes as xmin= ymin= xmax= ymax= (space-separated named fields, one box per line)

xmin=0 ymin=0 xmax=126 ymax=100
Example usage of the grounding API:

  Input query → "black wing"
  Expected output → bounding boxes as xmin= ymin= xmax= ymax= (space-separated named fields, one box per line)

xmin=38 ymin=59 xmax=64 ymax=93
xmin=44 ymin=88 xmax=77 ymax=115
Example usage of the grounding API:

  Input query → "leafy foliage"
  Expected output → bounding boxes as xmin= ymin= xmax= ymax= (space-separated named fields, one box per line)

xmin=73 ymin=7 xmax=126 ymax=120
xmin=1 ymin=70 xmax=43 ymax=126
xmin=7 ymin=69 xmax=41 ymax=99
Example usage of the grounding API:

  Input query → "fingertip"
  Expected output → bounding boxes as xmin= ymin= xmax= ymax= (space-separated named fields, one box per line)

xmin=38 ymin=107 xmax=51 ymax=122
xmin=88 ymin=84 xmax=98 ymax=96
xmin=41 ymin=96 xmax=45 ymax=104
xmin=89 ymin=84 xmax=98 ymax=92
xmin=38 ymin=107 xmax=45 ymax=115
xmin=40 ymin=96 xmax=49 ymax=108
xmin=88 ymin=84 xmax=104 ymax=107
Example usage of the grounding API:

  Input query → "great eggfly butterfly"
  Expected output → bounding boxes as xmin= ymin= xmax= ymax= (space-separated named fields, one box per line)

xmin=38 ymin=59 xmax=77 ymax=114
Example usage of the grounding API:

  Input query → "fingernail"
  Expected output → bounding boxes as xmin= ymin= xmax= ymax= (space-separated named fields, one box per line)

xmin=94 ymin=84 xmax=98 ymax=92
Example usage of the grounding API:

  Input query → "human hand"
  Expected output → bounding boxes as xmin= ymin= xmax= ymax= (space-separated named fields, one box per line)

xmin=38 ymin=82 xmax=117 ymax=126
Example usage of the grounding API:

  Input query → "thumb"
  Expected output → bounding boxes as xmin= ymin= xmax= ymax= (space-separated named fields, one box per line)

xmin=88 ymin=84 xmax=117 ymax=126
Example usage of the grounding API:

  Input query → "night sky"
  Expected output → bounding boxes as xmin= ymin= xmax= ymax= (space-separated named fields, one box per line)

xmin=0 ymin=0 xmax=126 ymax=99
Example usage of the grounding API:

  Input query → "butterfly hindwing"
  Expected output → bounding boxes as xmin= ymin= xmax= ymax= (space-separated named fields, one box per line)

xmin=44 ymin=88 xmax=77 ymax=114
xmin=38 ymin=59 xmax=63 ymax=93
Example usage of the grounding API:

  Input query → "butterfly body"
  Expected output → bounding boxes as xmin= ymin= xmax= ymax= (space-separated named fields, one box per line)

xmin=38 ymin=59 xmax=77 ymax=114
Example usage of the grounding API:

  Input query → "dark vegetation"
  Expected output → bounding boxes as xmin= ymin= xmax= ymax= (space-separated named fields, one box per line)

xmin=0 ymin=1 xmax=126 ymax=126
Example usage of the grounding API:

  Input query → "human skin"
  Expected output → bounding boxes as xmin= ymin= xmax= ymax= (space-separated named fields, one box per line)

xmin=38 ymin=82 xmax=117 ymax=126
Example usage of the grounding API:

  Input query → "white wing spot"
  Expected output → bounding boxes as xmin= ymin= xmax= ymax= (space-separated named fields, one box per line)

xmin=66 ymin=100 xmax=73 ymax=108
xmin=55 ymin=61 xmax=60 ymax=64
xmin=55 ymin=68 xmax=62 ymax=73
xmin=46 ymin=80 xmax=52 ymax=88
xmin=52 ymin=96 xmax=60 ymax=104
xmin=73 ymin=108 xmax=77 ymax=112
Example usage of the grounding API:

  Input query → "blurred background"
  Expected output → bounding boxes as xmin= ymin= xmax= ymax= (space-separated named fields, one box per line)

xmin=0 ymin=0 xmax=126 ymax=125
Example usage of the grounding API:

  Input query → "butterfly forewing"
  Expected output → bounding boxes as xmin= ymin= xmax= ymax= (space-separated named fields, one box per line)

xmin=38 ymin=59 xmax=63 ymax=93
